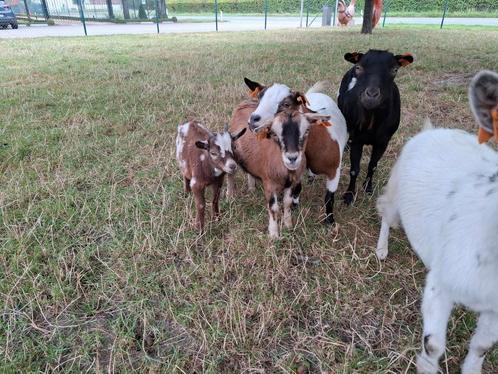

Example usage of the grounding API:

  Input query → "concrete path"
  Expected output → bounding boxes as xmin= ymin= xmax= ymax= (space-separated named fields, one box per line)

xmin=0 ymin=16 xmax=496 ymax=38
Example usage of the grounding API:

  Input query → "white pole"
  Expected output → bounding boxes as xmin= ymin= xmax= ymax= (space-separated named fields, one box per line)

xmin=333 ymin=0 xmax=339 ymax=26
xmin=299 ymin=0 xmax=304 ymax=27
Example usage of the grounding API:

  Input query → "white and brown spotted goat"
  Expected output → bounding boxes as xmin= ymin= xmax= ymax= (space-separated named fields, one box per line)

xmin=176 ymin=121 xmax=245 ymax=232
xmin=244 ymin=78 xmax=348 ymax=224
xmin=376 ymin=70 xmax=498 ymax=374
xmin=228 ymin=100 xmax=330 ymax=238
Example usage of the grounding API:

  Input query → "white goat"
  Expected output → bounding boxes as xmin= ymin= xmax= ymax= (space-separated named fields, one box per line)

xmin=376 ymin=70 xmax=498 ymax=374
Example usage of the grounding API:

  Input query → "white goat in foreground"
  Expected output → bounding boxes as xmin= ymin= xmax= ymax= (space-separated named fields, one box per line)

xmin=376 ymin=70 xmax=498 ymax=374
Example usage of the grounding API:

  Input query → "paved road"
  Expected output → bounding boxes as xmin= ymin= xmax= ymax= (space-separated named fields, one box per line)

xmin=0 ymin=16 xmax=496 ymax=38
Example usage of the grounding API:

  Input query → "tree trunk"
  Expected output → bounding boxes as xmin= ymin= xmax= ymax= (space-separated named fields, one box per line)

xmin=159 ymin=0 xmax=167 ymax=18
xmin=361 ymin=0 xmax=373 ymax=34
xmin=106 ymin=0 xmax=114 ymax=18
xmin=122 ymin=0 xmax=130 ymax=19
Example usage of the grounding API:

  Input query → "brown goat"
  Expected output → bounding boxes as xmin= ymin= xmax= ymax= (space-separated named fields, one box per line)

xmin=244 ymin=78 xmax=348 ymax=224
xmin=227 ymin=100 xmax=330 ymax=237
xmin=176 ymin=120 xmax=245 ymax=232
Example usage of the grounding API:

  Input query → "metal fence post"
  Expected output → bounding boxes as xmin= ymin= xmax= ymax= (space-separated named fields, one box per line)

xmin=333 ymin=0 xmax=338 ymax=26
xmin=77 ymin=0 xmax=88 ymax=36
xmin=22 ymin=0 xmax=31 ymax=22
xmin=214 ymin=0 xmax=218 ymax=31
xmin=40 ymin=0 xmax=49 ymax=19
xmin=305 ymin=0 xmax=309 ymax=27
xmin=264 ymin=0 xmax=268 ymax=30
xmin=440 ymin=0 xmax=448 ymax=29
xmin=155 ymin=0 xmax=160 ymax=33
xmin=299 ymin=0 xmax=304 ymax=27
xmin=382 ymin=0 xmax=388 ymax=27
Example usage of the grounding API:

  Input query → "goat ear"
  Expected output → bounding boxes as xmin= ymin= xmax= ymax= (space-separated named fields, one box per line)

xmin=469 ymin=70 xmax=498 ymax=143
xmin=344 ymin=52 xmax=363 ymax=64
xmin=195 ymin=140 xmax=209 ymax=150
xmin=293 ymin=92 xmax=309 ymax=106
xmin=244 ymin=77 xmax=265 ymax=98
xmin=395 ymin=53 xmax=414 ymax=67
xmin=231 ymin=127 xmax=246 ymax=141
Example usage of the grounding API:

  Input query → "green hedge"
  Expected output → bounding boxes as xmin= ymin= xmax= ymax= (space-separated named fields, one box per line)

xmin=166 ymin=0 xmax=498 ymax=14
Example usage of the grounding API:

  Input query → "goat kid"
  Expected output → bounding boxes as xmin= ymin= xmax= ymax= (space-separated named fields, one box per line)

xmin=376 ymin=70 xmax=498 ymax=374
xmin=228 ymin=100 xmax=330 ymax=237
xmin=244 ymin=78 xmax=348 ymax=224
xmin=338 ymin=49 xmax=413 ymax=205
xmin=176 ymin=120 xmax=245 ymax=232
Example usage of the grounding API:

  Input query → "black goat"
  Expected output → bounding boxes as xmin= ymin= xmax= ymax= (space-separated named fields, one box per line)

xmin=338 ymin=49 xmax=414 ymax=205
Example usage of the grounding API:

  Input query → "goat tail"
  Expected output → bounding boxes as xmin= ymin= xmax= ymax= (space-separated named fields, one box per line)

xmin=422 ymin=118 xmax=434 ymax=132
xmin=306 ymin=81 xmax=330 ymax=96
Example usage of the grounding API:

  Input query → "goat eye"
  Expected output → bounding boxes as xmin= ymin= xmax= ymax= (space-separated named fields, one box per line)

xmin=392 ymin=67 xmax=399 ymax=75
xmin=355 ymin=65 xmax=363 ymax=73
xmin=210 ymin=151 xmax=217 ymax=156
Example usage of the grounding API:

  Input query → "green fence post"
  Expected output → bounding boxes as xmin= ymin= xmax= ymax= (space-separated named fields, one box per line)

xmin=77 ymin=0 xmax=87 ymax=36
xmin=382 ymin=0 xmax=388 ymax=27
xmin=214 ymin=0 xmax=218 ymax=31
xmin=155 ymin=0 xmax=160 ymax=33
xmin=264 ymin=0 xmax=268 ymax=30
xmin=40 ymin=0 xmax=49 ymax=19
xmin=22 ymin=0 xmax=31 ymax=22
xmin=305 ymin=0 xmax=309 ymax=27
xmin=440 ymin=0 xmax=448 ymax=29
xmin=333 ymin=0 xmax=338 ymax=26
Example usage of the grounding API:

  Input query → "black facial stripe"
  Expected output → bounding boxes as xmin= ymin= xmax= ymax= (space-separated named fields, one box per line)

xmin=281 ymin=116 xmax=300 ymax=153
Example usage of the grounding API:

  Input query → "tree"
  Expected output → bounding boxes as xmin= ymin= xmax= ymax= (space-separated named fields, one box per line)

xmin=122 ymin=0 xmax=130 ymax=19
xmin=361 ymin=0 xmax=373 ymax=34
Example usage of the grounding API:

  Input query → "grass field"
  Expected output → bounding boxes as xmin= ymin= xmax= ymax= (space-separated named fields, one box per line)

xmin=1 ymin=27 xmax=498 ymax=372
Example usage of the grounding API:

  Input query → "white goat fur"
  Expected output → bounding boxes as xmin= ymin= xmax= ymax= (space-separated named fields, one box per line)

xmin=376 ymin=70 xmax=498 ymax=374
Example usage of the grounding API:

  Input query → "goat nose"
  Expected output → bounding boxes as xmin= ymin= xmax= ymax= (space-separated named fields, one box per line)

xmin=365 ymin=87 xmax=380 ymax=98
xmin=229 ymin=163 xmax=237 ymax=171
xmin=287 ymin=155 xmax=298 ymax=163
xmin=250 ymin=114 xmax=261 ymax=123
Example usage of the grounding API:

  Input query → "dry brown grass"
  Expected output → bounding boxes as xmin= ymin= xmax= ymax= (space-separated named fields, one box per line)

xmin=0 ymin=27 xmax=497 ymax=372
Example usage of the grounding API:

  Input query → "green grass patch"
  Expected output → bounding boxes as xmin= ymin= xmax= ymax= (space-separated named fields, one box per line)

xmin=1 ymin=27 xmax=498 ymax=372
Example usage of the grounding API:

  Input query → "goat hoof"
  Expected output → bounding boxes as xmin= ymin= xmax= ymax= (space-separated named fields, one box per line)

xmin=323 ymin=215 xmax=335 ymax=225
xmin=363 ymin=181 xmax=373 ymax=194
xmin=376 ymin=246 xmax=388 ymax=260
xmin=343 ymin=191 xmax=354 ymax=205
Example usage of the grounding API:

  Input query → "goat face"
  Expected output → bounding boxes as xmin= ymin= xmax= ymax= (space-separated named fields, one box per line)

xmin=469 ymin=70 xmax=498 ymax=144
xmin=269 ymin=111 xmax=330 ymax=171
xmin=344 ymin=50 xmax=413 ymax=110
xmin=244 ymin=78 xmax=311 ymax=132
xmin=195 ymin=128 xmax=246 ymax=174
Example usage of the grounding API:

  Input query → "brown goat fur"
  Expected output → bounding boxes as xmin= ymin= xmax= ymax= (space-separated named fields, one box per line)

xmin=228 ymin=100 xmax=327 ymax=237
xmin=176 ymin=120 xmax=245 ymax=232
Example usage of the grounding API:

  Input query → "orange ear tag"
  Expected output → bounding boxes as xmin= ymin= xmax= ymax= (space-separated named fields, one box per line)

xmin=318 ymin=120 xmax=332 ymax=127
xmin=249 ymin=87 xmax=261 ymax=99
xmin=493 ymin=109 xmax=498 ymax=141
xmin=478 ymin=109 xmax=498 ymax=144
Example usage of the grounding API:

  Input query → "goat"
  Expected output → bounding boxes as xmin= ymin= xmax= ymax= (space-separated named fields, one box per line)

xmin=338 ymin=49 xmax=413 ymax=205
xmin=376 ymin=70 xmax=498 ymax=374
xmin=338 ymin=0 xmax=382 ymax=28
xmin=337 ymin=0 xmax=356 ymax=26
xmin=244 ymin=78 xmax=348 ymax=224
xmin=176 ymin=120 xmax=245 ymax=232
xmin=227 ymin=100 xmax=330 ymax=237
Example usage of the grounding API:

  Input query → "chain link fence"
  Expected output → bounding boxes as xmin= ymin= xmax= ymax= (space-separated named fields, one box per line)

xmin=4 ymin=0 xmax=498 ymax=34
